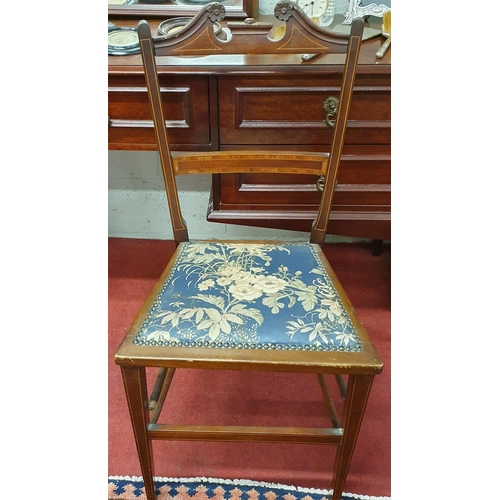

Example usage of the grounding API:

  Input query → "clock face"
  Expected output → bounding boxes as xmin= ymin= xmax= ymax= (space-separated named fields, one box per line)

xmin=296 ymin=0 xmax=329 ymax=19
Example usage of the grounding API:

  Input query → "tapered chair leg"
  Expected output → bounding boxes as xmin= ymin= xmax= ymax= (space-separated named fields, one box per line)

xmin=331 ymin=374 xmax=375 ymax=500
xmin=121 ymin=366 xmax=156 ymax=500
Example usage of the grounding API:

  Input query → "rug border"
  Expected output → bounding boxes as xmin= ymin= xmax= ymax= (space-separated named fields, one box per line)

xmin=108 ymin=475 xmax=390 ymax=500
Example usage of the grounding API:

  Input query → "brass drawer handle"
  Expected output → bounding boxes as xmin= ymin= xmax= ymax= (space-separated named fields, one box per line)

xmin=316 ymin=176 xmax=337 ymax=193
xmin=324 ymin=96 xmax=339 ymax=128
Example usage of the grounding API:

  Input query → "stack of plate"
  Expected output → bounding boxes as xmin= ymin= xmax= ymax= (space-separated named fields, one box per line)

xmin=108 ymin=26 xmax=140 ymax=56
xmin=158 ymin=17 xmax=226 ymax=40
xmin=157 ymin=17 xmax=193 ymax=36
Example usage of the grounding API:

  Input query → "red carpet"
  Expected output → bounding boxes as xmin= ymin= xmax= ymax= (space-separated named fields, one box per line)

xmin=108 ymin=238 xmax=391 ymax=497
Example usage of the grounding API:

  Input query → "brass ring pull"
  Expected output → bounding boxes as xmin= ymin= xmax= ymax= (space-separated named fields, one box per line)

xmin=324 ymin=96 xmax=339 ymax=128
xmin=316 ymin=176 xmax=337 ymax=193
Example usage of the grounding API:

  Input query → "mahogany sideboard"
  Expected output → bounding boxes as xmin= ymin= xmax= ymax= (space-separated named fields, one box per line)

xmin=108 ymin=16 xmax=391 ymax=243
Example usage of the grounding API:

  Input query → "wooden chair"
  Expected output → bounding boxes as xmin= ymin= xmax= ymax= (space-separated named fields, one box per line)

xmin=114 ymin=3 xmax=383 ymax=499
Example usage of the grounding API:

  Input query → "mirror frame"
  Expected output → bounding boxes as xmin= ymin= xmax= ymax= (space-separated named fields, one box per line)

xmin=108 ymin=0 xmax=256 ymax=19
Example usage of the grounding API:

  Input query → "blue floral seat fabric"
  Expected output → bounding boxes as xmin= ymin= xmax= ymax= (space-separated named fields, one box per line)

xmin=134 ymin=242 xmax=363 ymax=352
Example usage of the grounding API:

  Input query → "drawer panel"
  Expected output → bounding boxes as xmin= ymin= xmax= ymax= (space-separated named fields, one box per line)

xmin=108 ymin=74 xmax=211 ymax=150
xmin=218 ymin=75 xmax=390 ymax=146
xmin=217 ymin=173 xmax=391 ymax=208
xmin=210 ymin=149 xmax=391 ymax=239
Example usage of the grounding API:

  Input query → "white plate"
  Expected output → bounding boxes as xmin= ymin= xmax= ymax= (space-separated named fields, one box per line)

xmin=108 ymin=29 xmax=139 ymax=48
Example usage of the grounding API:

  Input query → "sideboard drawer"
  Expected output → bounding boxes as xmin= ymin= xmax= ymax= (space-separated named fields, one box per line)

xmin=218 ymin=74 xmax=390 ymax=146
xmin=209 ymin=143 xmax=391 ymax=239
xmin=215 ymin=144 xmax=390 ymax=206
xmin=108 ymin=74 xmax=211 ymax=150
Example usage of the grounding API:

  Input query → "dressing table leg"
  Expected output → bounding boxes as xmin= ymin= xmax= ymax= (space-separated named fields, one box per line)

xmin=371 ymin=239 xmax=383 ymax=256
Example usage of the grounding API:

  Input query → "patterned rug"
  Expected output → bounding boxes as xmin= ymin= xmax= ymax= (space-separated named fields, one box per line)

xmin=108 ymin=476 xmax=390 ymax=500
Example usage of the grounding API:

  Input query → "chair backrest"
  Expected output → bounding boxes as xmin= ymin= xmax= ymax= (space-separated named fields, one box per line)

xmin=138 ymin=2 xmax=364 ymax=245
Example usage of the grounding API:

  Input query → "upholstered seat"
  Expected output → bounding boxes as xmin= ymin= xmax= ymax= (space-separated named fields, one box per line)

xmin=114 ymin=4 xmax=383 ymax=500
xmin=134 ymin=242 xmax=363 ymax=352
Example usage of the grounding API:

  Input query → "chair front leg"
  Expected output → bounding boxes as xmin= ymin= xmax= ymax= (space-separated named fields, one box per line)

xmin=331 ymin=374 xmax=375 ymax=500
xmin=121 ymin=365 xmax=156 ymax=500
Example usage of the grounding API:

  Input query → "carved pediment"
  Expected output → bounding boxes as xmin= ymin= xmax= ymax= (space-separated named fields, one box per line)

xmin=150 ymin=2 xmax=363 ymax=57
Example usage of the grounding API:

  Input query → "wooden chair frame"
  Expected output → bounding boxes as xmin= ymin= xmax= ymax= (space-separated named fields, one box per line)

xmin=114 ymin=4 xmax=382 ymax=499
